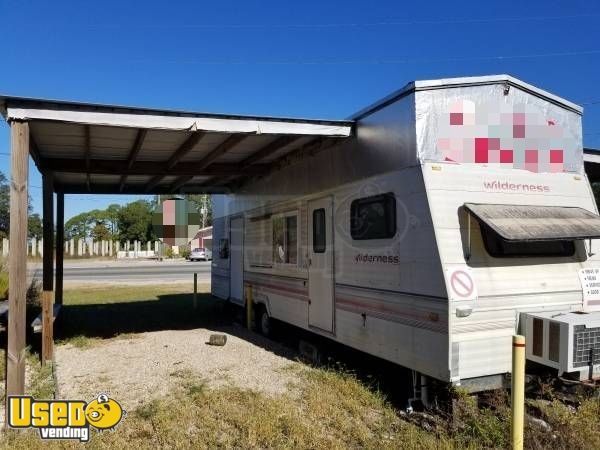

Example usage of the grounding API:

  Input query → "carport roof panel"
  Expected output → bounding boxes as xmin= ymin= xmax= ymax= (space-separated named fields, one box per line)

xmin=0 ymin=95 xmax=354 ymax=194
xmin=0 ymin=95 xmax=353 ymax=135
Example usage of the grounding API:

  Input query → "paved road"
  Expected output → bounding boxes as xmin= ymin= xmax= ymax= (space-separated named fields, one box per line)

xmin=28 ymin=260 xmax=212 ymax=283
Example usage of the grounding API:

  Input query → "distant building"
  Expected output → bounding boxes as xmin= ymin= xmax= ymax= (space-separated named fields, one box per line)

xmin=190 ymin=226 xmax=212 ymax=250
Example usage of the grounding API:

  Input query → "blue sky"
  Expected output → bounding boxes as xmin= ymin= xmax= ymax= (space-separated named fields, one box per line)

xmin=1 ymin=0 xmax=599 ymax=219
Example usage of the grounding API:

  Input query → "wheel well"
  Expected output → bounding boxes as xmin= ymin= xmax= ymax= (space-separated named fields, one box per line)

xmin=254 ymin=301 xmax=270 ymax=317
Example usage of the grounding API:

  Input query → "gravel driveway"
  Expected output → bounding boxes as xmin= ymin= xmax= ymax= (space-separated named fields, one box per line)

xmin=55 ymin=325 xmax=302 ymax=411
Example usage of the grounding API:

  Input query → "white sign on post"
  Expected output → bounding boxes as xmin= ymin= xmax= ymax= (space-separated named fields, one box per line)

xmin=578 ymin=268 xmax=600 ymax=303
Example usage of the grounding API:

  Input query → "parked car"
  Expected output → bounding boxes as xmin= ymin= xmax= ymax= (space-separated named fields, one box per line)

xmin=190 ymin=247 xmax=212 ymax=261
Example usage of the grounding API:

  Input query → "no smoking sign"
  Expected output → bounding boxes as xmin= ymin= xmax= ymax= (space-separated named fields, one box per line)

xmin=445 ymin=266 xmax=478 ymax=301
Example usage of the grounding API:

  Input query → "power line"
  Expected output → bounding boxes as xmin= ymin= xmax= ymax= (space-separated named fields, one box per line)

xmin=28 ymin=48 xmax=600 ymax=66
xmin=64 ymin=13 xmax=600 ymax=30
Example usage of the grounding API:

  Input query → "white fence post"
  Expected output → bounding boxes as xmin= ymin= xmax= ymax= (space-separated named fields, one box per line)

xmin=2 ymin=238 xmax=8 ymax=256
xmin=38 ymin=238 xmax=43 ymax=257
xmin=31 ymin=237 xmax=37 ymax=257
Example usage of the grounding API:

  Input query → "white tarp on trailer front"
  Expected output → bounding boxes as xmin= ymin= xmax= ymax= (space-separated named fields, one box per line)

xmin=415 ymin=82 xmax=583 ymax=174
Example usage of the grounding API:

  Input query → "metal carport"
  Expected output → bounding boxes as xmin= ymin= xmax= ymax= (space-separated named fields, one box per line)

xmin=0 ymin=95 xmax=353 ymax=396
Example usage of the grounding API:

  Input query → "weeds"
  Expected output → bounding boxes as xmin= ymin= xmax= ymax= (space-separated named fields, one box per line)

xmin=58 ymin=335 xmax=100 ymax=349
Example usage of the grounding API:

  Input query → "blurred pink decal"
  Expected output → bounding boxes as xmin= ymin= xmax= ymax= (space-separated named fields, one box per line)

xmin=436 ymin=101 xmax=576 ymax=173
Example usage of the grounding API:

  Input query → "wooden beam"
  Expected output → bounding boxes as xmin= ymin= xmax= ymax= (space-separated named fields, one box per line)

xmin=42 ymin=172 xmax=54 ymax=365
xmin=169 ymin=175 xmax=194 ymax=193
xmin=239 ymin=136 xmax=300 ymax=168
xmin=195 ymin=134 xmax=248 ymax=170
xmin=56 ymin=183 xmax=232 ymax=195
xmin=145 ymin=132 xmax=205 ymax=192
xmin=166 ymin=132 xmax=205 ymax=169
xmin=55 ymin=192 xmax=64 ymax=306
xmin=42 ymin=158 xmax=269 ymax=176
xmin=6 ymin=120 xmax=29 ymax=396
xmin=163 ymin=134 xmax=249 ymax=193
xmin=119 ymin=129 xmax=148 ymax=192
xmin=84 ymin=125 xmax=91 ymax=192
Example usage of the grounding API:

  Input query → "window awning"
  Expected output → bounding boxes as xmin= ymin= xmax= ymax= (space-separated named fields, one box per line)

xmin=464 ymin=203 xmax=600 ymax=241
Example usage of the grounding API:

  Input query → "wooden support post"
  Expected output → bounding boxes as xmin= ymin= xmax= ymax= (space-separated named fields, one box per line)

xmin=55 ymin=192 xmax=64 ymax=306
xmin=193 ymin=273 xmax=198 ymax=309
xmin=6 ymin=121 xmax=29 ymax=396
xmin=42 ymin=172 xmax=54 ymax=365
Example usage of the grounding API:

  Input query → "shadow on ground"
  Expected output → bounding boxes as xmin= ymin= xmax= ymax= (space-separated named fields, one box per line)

xmin=56 ymin=293 xmax=232 ymax=339
xmin=50 ymin=291 xmax=420 ymax=409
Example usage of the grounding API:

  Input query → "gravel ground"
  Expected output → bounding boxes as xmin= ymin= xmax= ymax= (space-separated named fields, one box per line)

xmin=54 ymin=325 xmax=302 ymax=411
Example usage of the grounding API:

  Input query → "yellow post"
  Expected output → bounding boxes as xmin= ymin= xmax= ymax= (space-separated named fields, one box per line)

xmin=193 ymin=273 xmax=198 ymax=310
xmin=511 ymin=335 xmax=525 ymax=450
xmin=245 ymin=285 xmax=253 ymax=330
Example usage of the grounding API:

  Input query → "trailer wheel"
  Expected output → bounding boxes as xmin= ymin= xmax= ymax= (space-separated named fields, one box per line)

xmin=257 ymin=305 xmax=272 ymax=337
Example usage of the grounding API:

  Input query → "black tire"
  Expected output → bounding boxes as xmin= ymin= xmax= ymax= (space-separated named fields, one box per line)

xmin=257 ymin=305 xmax=272 ymax=337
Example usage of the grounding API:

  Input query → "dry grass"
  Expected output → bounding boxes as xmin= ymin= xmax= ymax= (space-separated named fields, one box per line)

xmin=0 ymin=365 xmax=447 ymax=449
xmin=2 ymin=352 xmax=600 ymax=449
xmin=2 ymin=283 xmax=599 ymax=448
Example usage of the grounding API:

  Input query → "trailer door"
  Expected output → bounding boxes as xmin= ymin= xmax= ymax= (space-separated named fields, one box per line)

xmin=229 ymin=216 xmax=244 ymax=304
xmin=308 ymin=196 xmax=334 ymax=332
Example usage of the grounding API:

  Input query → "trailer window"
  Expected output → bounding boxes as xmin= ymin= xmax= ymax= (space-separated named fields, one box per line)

xmin=351 ymin=193 xmax=396 ymax=240
xmin=479 ymin=224 xmax=575 ymax=258
xmin=273 ymin=214 xmax=298 ymax=264
xmin=313 ymin=208 xmax=326 ymax=253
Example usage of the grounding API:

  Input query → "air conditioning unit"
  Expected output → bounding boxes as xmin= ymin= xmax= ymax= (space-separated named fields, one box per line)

xmin=521 ymin=311 xmax=600 ymax=380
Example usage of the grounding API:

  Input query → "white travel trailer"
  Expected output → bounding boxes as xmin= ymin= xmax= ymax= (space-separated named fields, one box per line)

xmin=211 ymin=75 xmax=600 ymax=391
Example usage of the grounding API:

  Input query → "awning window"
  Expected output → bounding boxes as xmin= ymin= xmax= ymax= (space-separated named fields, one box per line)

xmin=464 ymin=203 xmax=600 ymax=242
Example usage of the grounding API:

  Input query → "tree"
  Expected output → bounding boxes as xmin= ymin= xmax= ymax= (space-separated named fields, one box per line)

xmin=28 ymin=213 xmax=43 ymax=239
xmin=105 ymin=204 xmax=121 ymax=236
xmin=65 ymin=212 xmax=93 ymax=241
xmin=117 ymin=200 xmax=155 ymax=243
xmin=0 ymin=171 xmax=9 ymax=238
xmin=91 ymin=223 xmax=111 ymax=242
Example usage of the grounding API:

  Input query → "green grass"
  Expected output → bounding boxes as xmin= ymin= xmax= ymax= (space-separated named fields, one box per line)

xmin=56 ymin=283 xmax=223 ymax=346
xmin=0 ymin=268 xmax=8 ymax=300
xmin=63 ymin=283 xmax=203 ymax=305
